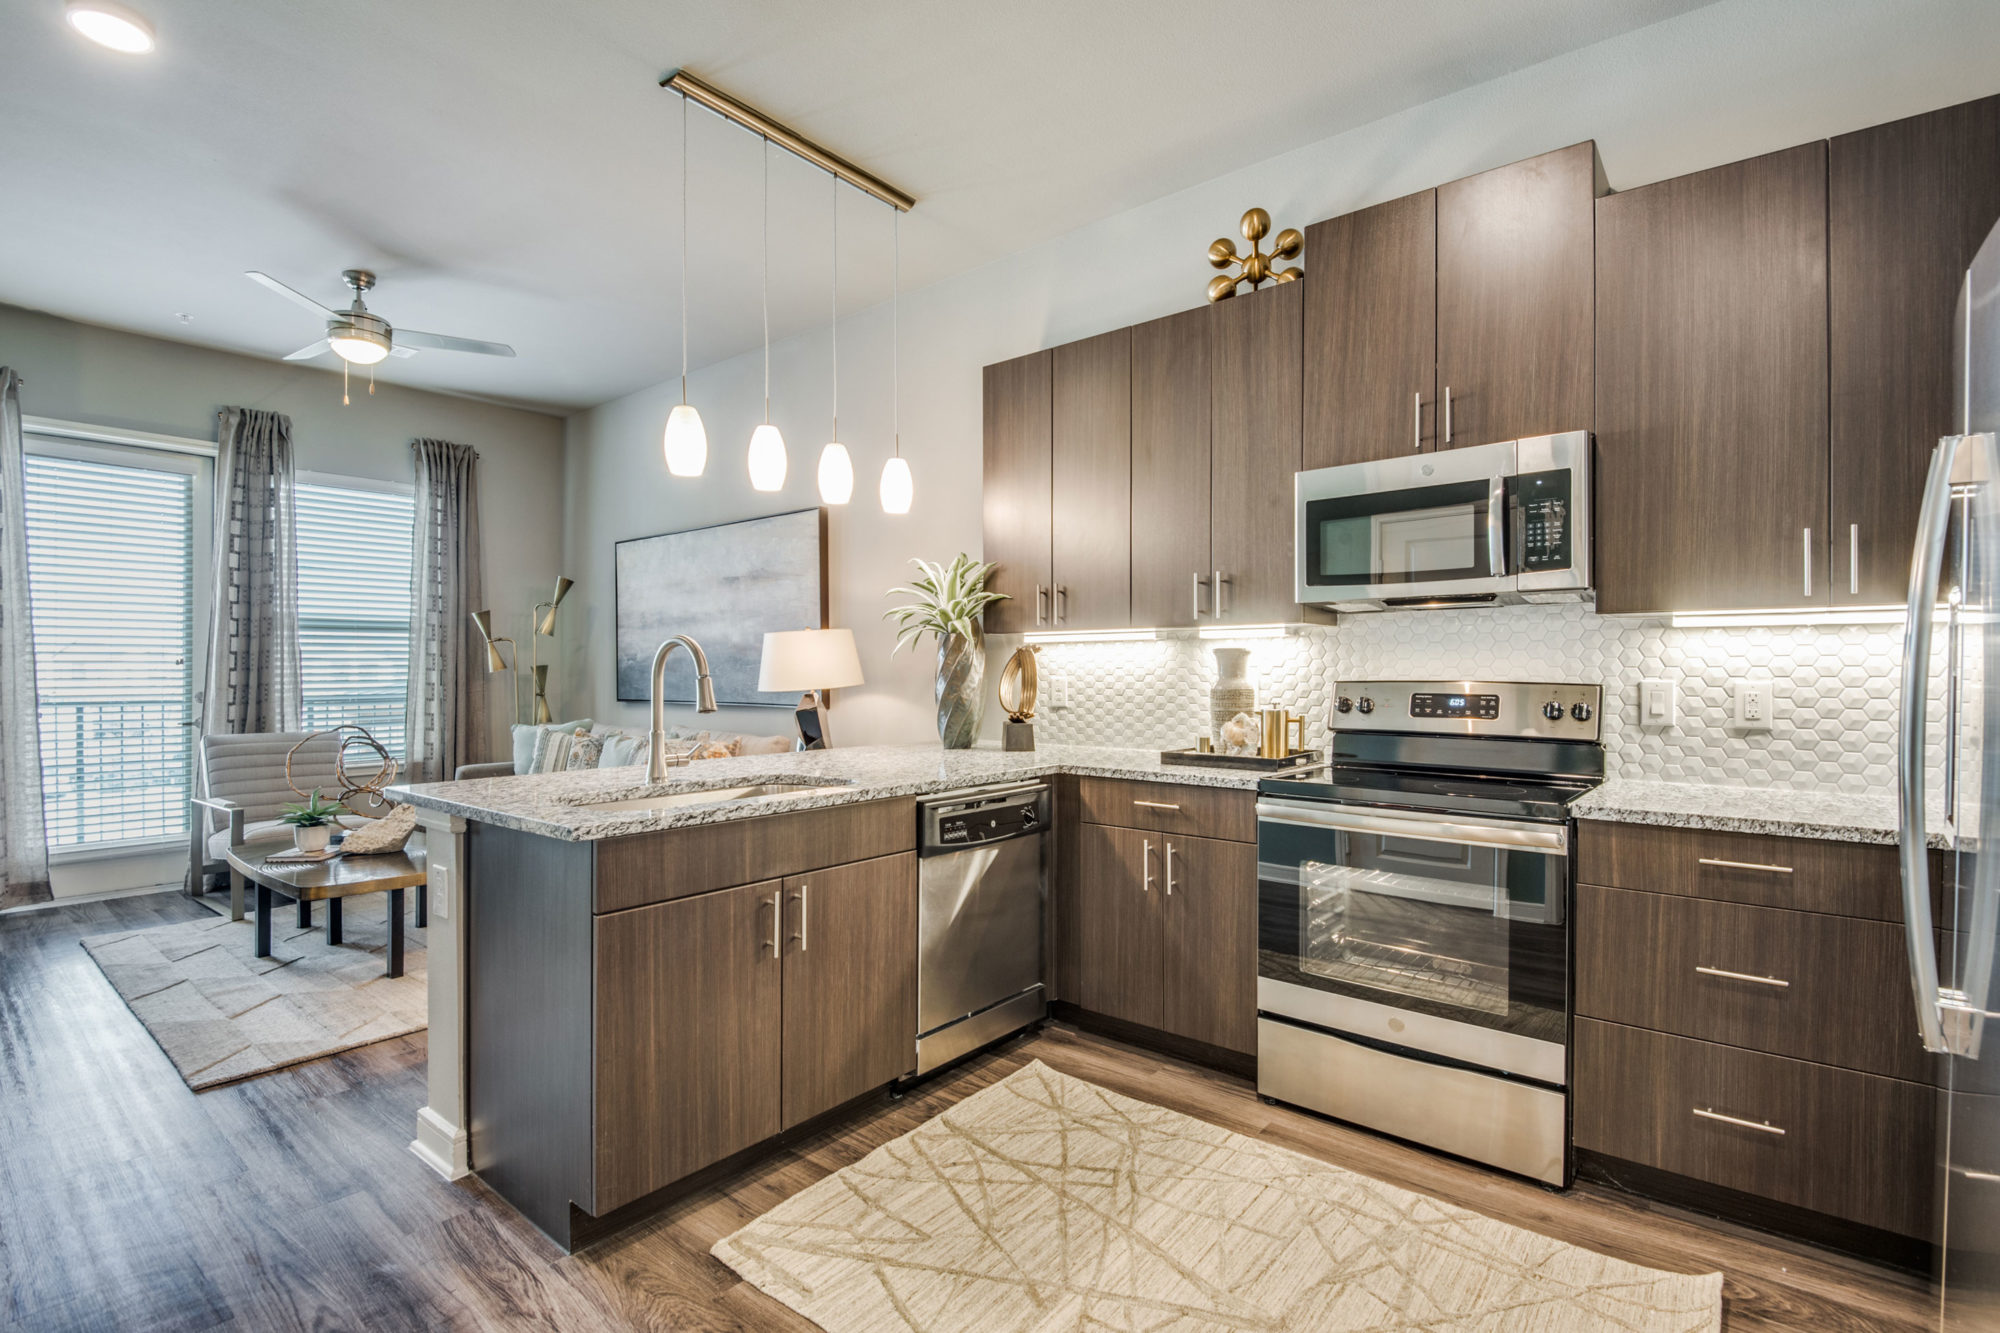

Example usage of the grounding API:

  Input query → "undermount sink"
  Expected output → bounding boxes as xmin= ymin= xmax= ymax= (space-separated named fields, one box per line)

xmin=574 ymin=782 xmax=840 ymax=814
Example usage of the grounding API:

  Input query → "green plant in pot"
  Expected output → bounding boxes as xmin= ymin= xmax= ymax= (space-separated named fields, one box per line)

xmin=280 ymin=789 xmax=344 ymax=853
xmin=884 ymin=554 xmax=1008 ymax=749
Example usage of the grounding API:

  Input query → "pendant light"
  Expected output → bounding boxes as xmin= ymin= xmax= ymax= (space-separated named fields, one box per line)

xmin=663 ymin=94 xmax=708 ymax=477
xmin=816 ymin=172 xmax=854 ymax=505
xmin=879 ymin=210 xmax=913 ymax=514
xmin=747 ymin=136 xmax=787 ymax=492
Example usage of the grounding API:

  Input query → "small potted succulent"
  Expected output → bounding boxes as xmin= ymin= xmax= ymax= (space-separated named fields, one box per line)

xmin=280 ymin=789 xmax=344 ymax=852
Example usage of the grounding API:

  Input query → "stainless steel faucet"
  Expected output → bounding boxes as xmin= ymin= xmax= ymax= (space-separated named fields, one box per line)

xmin=647 ymin=634 xmax=719 ymax=781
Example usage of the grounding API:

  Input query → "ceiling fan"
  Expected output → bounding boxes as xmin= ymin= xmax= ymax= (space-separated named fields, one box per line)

xmin=245 ymin=269 xmax=516 ymax=366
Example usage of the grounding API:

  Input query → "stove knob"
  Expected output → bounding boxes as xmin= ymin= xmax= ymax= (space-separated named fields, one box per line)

xmin=1541 ymin=701 xmax=1565 ymax=722
xmin=1356 ymin=697 xmax=1374 ymax=714
xmin=1335 ymin=696 xmax=1354 ymax=714
xmin=1570 ymin=701 xmax=1593 ymax=723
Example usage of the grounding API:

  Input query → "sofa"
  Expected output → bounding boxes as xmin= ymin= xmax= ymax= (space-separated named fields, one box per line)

xmin=452 ymin=719 xmax=795 ymax=782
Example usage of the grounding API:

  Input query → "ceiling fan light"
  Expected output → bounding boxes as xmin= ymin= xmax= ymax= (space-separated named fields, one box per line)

xmin=327 ymin=331 xmax=389 ymax=365
xmin=879 ymin=456 xmax=913 ymax=515
xmin=664 ymin=402 xmax=708 ymax=477
xmin=65 ymin=0 xmax=154 ymax=53
xmin=748 ymin=423 xmax=788 ymax=492
xmin=817 ymin=442 xmax=853 ymax=505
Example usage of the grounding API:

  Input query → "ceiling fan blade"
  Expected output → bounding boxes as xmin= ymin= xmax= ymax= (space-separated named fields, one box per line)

xmin=282 ymin=339 xmax=331 ymax=361
xmin=247 ymin=271 xmax=336 ymax=317
xmin=386 ymin=344 xmax=420 ymax=358
xmin=395 ymin=328 xmax=515 ymax=357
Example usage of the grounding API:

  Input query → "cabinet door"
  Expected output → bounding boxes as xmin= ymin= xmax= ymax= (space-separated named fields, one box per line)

xmin=781 ymin=853 xmax=918 ymax=1129
xmin=1303 ymin=188 xmax=1435 ymax=468
xmin=982 ymin=351 xmax=1053 ymax=634
xmin=1072 ymin=822 xmax=1164 ymax=1029
xmin=1831 ymin=95 xmax=2000 ymax=605
xmin=1211 ymin=281 xmax=1306 ymax=622
xmin=594 ymin=880 xmax=783 ymax=1213
xmin=1436 ymin=142 xmax=1598 ymax=449
xmin=1131 ymin=308 xmax=1212 ymax=629
xmin=1162 ymin=833 xmax=1257 ymax=1055
xmin=1595 ymin=142 xmax=1830 ymax=614
xmin=1052 ymin=328 xmax=1132 ymax=630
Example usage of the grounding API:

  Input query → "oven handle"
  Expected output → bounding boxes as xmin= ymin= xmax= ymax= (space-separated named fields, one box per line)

xmin=1255 ymin=798 xmax=1568 ymax=855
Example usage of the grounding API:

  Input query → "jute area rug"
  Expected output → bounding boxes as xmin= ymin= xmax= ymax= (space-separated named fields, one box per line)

xmin=80 ymin=896 xmax=425 ymax=1091
xmin=715 ymin=1061 xmax=1722 ymax=1332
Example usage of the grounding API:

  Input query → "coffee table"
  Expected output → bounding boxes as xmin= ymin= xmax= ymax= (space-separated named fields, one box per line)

xmin=225 ymin=845 xmax=427 ymax=978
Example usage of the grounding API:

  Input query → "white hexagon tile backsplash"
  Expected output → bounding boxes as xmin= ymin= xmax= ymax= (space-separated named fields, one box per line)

xmin=1001 ymin=601 xmax=1943 ymax=796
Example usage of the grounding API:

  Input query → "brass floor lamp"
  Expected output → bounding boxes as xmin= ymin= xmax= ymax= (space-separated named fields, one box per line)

xmin=472 ymin=577 xmax=573 ymax=726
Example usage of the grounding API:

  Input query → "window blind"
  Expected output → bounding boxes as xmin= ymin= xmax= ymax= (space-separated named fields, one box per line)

xmin=296 ymin=482 xmax=415 ymax=758
xmin=23 ymin=454 xmax=194 ymax=848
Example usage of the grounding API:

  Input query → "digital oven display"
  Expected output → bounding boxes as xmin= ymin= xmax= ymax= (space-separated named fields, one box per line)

xmin=1409 ymin=692 xmax=1500 ymax=720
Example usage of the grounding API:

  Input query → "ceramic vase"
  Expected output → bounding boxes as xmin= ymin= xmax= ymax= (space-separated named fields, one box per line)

xmin=1210 ymin=646 xmax=1256 ymax=747
xmin=936 ymin=626 xmax=987 ymax=749
xmin=293 ymin=823 xmax=332 ymax=853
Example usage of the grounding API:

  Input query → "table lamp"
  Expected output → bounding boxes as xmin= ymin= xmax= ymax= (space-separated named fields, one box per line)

xmin=758 ymin=628 xmax=864 ymax=749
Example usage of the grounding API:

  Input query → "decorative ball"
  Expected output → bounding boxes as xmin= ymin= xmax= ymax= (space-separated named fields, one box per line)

xmin=1207 ymin=238 xmax=1237 ymax=269
xmin=1273 ymin=227 xmax=1303 ymax=259
xmin=1207 ymin=274 xmax=1238 ymax=303
xmin=1240 ymin=207 xmax=1271 ymax=242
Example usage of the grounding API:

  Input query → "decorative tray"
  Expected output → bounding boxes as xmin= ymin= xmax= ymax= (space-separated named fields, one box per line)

xmin=1158 ymin=747 xmax=1323 ymax=773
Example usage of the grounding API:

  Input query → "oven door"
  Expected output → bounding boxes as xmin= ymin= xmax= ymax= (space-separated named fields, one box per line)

xmin=1255 ymin=797 xmax=1569 ymax=1085
xmin=1295 ymin=441 xmax=1512 ymax=606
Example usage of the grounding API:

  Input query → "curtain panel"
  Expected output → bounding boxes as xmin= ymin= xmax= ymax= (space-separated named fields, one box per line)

xmin=0 ymin=368 xmax=50 ymax=908
xmin=202 ymin=406 xmax=302 ymax=737
xmin=405 ymin=438 xmax=487 ymax=784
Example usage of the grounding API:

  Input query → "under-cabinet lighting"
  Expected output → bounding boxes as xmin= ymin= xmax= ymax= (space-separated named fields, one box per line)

xmin=1022 ymin=628 xmax=1159 ymax=644
xmin=1667 ymin=606 xmax=1908 ymax=629
xmin=1196 ymin=623 xmax=1294 ymax=640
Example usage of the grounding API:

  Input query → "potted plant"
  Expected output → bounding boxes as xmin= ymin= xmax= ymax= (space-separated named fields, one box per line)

xmin=884 ymin=554 xmax=1008 ymax=749
xmin=280 ymin=789 xmax=344 ymax=852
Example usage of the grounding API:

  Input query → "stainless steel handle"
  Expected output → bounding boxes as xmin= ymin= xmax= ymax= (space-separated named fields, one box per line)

xmin=1850 ymin=524 xmax=1860 ymax=596
xmin=1256 ymin=798 xmax=1568 ymax=854
xmin=790 ymin=883 xmax=809 ymax=952
xmin=1413 ymin=390 xmax=1421 ymax=452
xmin=1901 ymin=435 xmax=1960 ymax=1054
xmin=1133 ymin=800 xmax=1181 ymax=811
xmin=1487 ymin=481 xmax=1505 ymax=577
xmin=1035 ymin=584 xmax=1047 ymax=627
xmin=1443 ymin=385 xmax=1452 ymax=445
xmin=766 ymin=891 xmax=781 ymax=956
xmin=1141 ymin=839 xmax=1154 ymax=892
xmin=1697 ymin=857 xmax=1793 ymax=875
xmin=1164 ymin=842 xmax=1176 ymax=896
xmin=1213 ymin=569 xmax=1229 ymax=618
xmin=1692 ymin=1107 xmax=1786 ymax=1136
xmin=1192 ymin=571 xmax=1207 ymax=620
xmin=1695 ymin=965 xmax=1790 ymax=989
xmin=1055 ymin=585 xmax=1068 ymax=624
xmin=1803 ymin=527 xmax=1812 ymax=598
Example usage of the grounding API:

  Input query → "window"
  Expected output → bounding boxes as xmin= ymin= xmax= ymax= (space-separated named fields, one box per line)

xmin=23 ymin=452 xmax=196 ymax=849
xmin=295 ymin=481 xmax=415 ymax=757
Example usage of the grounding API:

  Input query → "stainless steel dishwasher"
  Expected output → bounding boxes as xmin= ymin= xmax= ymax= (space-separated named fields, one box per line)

xmin=915 ymin=783 xmax=1049 ymax=1076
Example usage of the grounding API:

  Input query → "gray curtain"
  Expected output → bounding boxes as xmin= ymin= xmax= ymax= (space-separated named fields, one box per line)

xmin=406 ymin=438 xmax=487 ymax=784
xmin=202 ymin=407 xmax=302 ymax=736
xmin=0 ymin=368 xmax=50 ymax=909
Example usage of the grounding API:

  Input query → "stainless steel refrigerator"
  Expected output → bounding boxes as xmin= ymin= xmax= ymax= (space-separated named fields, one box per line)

xmin=1901 ymin=215 xmax=2000 ymax=1328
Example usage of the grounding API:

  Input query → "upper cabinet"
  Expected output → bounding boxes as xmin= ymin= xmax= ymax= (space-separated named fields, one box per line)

xmin=1830 ymin=95 xmax=2000 ymax=605
xmin=1303 ymin=188 xmax=1435 ymax=467
xmin=981 ymin=350 xmax=1053 ymax=634
xmin=1595 ymin=143 xmax=1830 ymax=615
xmin=1130 ymin=308 xmax=1212 ymax=629
xmin=1211 ymin=281 xmax=1307 ymax=622
xmin=1052 ymin=329 xmax=1133 ymax=630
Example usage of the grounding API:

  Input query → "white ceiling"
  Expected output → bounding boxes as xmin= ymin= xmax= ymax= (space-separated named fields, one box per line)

xmin=0 ymin=0 xmax=1715 ymax=412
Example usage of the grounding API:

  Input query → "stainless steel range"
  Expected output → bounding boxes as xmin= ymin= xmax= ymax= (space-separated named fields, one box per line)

xmin=1255 ymin=679 xmax=1604 ymax=1186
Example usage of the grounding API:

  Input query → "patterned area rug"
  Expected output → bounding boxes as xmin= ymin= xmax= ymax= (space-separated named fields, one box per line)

xmin=80 ymin=898 xmax=426 ymax=1090
xmin=715 ymin=1062 xmax=1723 ymax=1332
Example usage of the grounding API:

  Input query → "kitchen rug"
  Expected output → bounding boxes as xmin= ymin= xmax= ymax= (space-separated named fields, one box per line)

xmin=715 ymin=1060 xmax=1722 ymax=1332
xmin=80 ymin=899 xmax=425 ymax=1091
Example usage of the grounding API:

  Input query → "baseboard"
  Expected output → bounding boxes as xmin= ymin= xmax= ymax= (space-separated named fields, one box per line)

xmin=1050 ymin=1002 xmax=1257 ymax=1080
xmin=411 ymin=1105 xmax=470 ymax=1181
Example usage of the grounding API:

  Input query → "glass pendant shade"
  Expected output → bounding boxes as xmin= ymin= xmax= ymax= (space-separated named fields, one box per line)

xmin=879 ymin=455 xmax=913 ymax=514
xmin=748 ymin=422 xmax=788 ymax=491
xmin=817 ymin=441 xmax=854 ymax=505
xmin=663 ymin=402 xmax=708 ymax=477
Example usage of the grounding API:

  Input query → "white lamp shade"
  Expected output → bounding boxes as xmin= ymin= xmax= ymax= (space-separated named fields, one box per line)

xmin=328 ymin=333 xmax=389 ymax=366
xmin=748 ymin=422 xmax=788 ymax=491
xmin=664 ymin=402 xmax=708 ymax=476
xmin=816 ymin=441 xmax=853 ymax=504
xmin=66 ymin=1 xmax=155 ymax=52
xmin=879 ymin=456 xmax=913 ymax=514
xmin=758 ymin=628 xmax=865 ymax=693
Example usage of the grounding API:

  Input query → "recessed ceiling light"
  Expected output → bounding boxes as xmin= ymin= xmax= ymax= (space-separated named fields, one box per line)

xmin=64 ymin=1 xmax=155 ymax=54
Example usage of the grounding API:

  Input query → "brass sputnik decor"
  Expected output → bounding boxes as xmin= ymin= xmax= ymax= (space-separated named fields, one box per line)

xmin=998 ymin=645 xmax=1040 ymax=752
xmin=1206 ymin=208 xmax=1302 ymax=303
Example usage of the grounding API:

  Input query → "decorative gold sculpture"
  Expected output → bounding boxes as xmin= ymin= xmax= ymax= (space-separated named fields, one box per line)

xmin=1206 ymin=208 xmax=1302 ymax=302
xmin=998 ymin=645 xmax=1039 ymax=752
xmin=285 ymin=724 xmax=399 ymax=817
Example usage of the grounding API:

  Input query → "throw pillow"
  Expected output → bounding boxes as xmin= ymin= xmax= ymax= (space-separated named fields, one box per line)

xmin=511 ymin=719 xmax=593 ymax=774
xmin=565 ymin=731 xmax=606 ymax=771
xmin=599 ymin=731 xmax=646 ymax=767
xmin=530 ymin=726 xmax=591 ymax=774
xmin=736 ymin=732 xmax=795 ymax=756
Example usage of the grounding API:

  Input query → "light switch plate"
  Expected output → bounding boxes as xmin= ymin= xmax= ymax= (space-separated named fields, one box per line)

xmin=1050 ymin=675 xmax=1070 ymax=709
xmin=1731 ymin=677 xmax=1774 ymax=732
xmin=1639 ymin=677 xmax=1677 ymax=730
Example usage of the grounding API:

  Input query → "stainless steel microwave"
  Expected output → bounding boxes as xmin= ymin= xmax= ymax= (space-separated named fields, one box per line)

xmin=1294 ymin=432 xmax=1591 ymax=612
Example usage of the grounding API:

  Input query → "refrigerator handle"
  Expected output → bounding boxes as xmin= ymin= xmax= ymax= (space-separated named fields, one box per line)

xmin=1900 ymin=434 xmax=1962 ymax=1054
xmin=1946 ymin=433 xmax=2000 ymax=1054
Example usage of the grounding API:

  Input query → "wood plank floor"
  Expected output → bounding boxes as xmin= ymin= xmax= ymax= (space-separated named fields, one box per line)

xmin=2 ymin=891 xmax=1935 ymax=1331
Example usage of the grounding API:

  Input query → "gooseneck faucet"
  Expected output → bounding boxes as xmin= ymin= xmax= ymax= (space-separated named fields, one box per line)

xmin=647 ymin=634 xmax=719 ymax=781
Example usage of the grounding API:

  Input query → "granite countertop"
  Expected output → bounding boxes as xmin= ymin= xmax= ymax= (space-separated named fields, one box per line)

xmin=1573 ymin=778 xmax=1952 ymax=848
xmin=387 ymin=743 xmax=1276 ymax=842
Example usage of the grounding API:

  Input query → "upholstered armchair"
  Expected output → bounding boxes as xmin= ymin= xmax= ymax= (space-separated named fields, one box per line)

xmin=188 ymin=731 xmax=374 ymax=921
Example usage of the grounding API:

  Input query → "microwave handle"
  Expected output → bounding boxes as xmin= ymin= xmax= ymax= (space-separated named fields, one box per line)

xmin=1487 ymin=479 xmax=1506 ymax=578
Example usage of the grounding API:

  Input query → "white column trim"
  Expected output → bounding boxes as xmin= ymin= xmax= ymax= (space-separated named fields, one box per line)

xmin=412 ymin=809 xmax=471 ymax=1180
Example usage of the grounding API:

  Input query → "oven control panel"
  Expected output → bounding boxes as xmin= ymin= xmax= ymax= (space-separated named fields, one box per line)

xmin=1409 ymin=692 xmax=1500 ymax=720
xmin=1332 ymin=680 xmax=1602 ymax=741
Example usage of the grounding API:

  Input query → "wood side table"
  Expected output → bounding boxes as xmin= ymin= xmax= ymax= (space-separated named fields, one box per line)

xmin=225 ymin=845 xmax=427 ymax=978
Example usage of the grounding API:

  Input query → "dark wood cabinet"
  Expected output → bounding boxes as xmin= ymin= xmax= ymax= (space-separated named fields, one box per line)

xmin=1130 ymin=308 xmax=1212 ymax=628
xmin=1595 ymin=142 xmax=1830 ymax=614
xmin=981 ymin=350 xmax=1053 ymax=634
xmin=1211 ymin=281 xmax=1306 ymax=622
xmin=1303 ymin=188 xmax=1435 ymax=468
xmin=1435 ymin=142 xmax=1599 ymax=450
xmin=780 ymin=853 xmax=918 ymax=1129
xmin=1052 ymin=328 xmax=1132 ymax=629
xmin=1162 ymin=834 xmax=1257 ymax=1055
xmin=1072 ymin=821 xmax=1164 ymax=1029
xmin=1831 ymin=95 xmax=2000 ymax=605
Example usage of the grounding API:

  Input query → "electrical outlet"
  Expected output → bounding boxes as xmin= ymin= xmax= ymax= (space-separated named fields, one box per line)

xmin=1732 ymin=677 xmax=1774 ymax=732
xmin=430 ymin=866 xmax=450 ymax=921
xmin=1639 ymin=677 xmax=1678 ymax=730
xmin=1050 ymin=675 xmax=1070 ymax=709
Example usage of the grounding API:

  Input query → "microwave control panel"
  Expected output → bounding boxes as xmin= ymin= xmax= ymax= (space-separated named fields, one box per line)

xmin=1506 ymin=469 xmax=1573 ymax=572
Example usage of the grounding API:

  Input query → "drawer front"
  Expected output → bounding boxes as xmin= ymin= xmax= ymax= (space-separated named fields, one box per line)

xmin=1576 ymin=820 xmax=1939 ymax=922
xmin=1574 ymin=1018 xmax=1936 ymax=1240
xmin=1077 ymin=777 xmax=1256 ymax=842
xmin=1576 ymin=884 xmax=1935 ymax=1082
